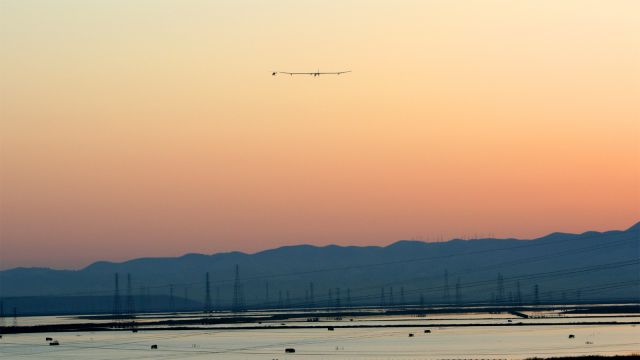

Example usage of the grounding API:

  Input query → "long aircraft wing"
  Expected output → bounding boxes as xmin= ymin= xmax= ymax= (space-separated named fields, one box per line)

xmin=273 ymin=71 xmax=351 ymax=75
xmin=318 ymin=71 xmax=351 ymax=75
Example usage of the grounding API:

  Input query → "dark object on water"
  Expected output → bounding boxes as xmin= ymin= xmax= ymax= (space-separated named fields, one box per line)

xmin=285 ymin=348 xmax=296 ymax=353
xmin=46 ymin=337 xmax=53 ymax=341
xmin=408 ymin=333 xmax=414 ymax=337
xmin=151 ymin=344 xmax=158 ymax=349
xmin=132 ymin=329 xmax=138 ymax=333
xmin=424 ymin=329 xmax=431 ymax=333
xmin=328 ymin=326 xmax=334 ymax=331
xmin=569 ymin=334 xmax=575 ymax=338
xmin=49 ymin=340 xmax=59 ymax=346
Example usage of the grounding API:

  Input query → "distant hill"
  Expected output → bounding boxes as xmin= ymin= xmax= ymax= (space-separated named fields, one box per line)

xmin=0 ymin=222 xmax=638 ymax=315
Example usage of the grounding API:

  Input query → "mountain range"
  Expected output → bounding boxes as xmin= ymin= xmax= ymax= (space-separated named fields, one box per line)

xmin=0 ymin=222 xmax=638 ymax=315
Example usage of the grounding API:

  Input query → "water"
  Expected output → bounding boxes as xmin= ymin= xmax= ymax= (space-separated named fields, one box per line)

xmin=1 ymin=313 xmax=638 ymax=359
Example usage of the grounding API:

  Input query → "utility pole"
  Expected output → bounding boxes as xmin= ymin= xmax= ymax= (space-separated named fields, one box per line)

xmin=380 ymin=287 xmax=385 ymax=307
xmin=443 ymin=270 xmax=450 ymax=304
xmin=309 ymin=282 xmax=315 ymax=308
xmin=204 ymin=272 xmax=212 ymax=313
xmin=232 ymin=265 xmax=243 ymax=312
xmin=113 ymin=273 xmax=121 ymax=319
xmin=146 ymin=287 xmax=152 ymax=312
xmin=400 ymin=287 xmax=405 ymax=307
xmin=328 ymin=288 xmax=333 ymax=308
xmin=497 ymin=273 xmax=505 ymax=305
xmin=184 ymin=286 xmax=189 ymax=311
xmin=215 ymin=286 xmax=220 ymax=311
xmin=389 ymin=287 xmax=394 ymax=307
xmin=516 ymin=281 xmax=522 ymax=305
xmin=169 ymin=284 xmax=175 ymax=313
xmin=534 ymin=284 xmax=540 ymax=305
xmin=347 ymin=288 xmax=351 ymax=308
xmin=126 ymin=273 xmax=134 ymax=316
xmin=240 ymin=283 xmax=245 ymax=311
xmin=455 ymin=278 xmax=461 ymax=305
xmin=335 ymin=288 xmax=341 ymax=309
xmin=285 ymin=290 xmax=290 ymax=308
xmin=138 ymin=286 xmax=145 ymax=313
xmin=304 ymin=290 xmax=309 ymax=307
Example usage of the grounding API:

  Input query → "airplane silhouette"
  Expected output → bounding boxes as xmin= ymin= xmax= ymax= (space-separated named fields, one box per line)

xmin=272 ymin=69 xmax=351 ymax=77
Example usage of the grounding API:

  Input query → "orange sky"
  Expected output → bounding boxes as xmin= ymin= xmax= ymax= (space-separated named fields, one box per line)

xmin=1 ymin=1 xmax=638 ymax=269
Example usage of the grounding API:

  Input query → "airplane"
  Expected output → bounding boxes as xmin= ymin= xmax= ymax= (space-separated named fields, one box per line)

xmin=272 ymin=69 xmax=351 ymax=77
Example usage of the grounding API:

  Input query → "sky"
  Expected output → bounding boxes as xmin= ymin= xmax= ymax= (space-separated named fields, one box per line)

xmin=1 ymin=0 xmax=638 ymax=270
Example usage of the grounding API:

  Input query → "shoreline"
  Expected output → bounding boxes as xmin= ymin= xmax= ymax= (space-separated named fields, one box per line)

xmin=2 ymin=320 xmax=638 ymax=335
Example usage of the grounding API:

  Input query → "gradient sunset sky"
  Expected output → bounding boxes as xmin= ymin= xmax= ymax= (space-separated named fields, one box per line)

xmin=1 ymin=1 xmax=638 ymax=270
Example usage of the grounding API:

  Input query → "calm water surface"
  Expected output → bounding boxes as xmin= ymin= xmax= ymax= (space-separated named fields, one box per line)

xmin=1 ymin=313 xmax=638 ymax=359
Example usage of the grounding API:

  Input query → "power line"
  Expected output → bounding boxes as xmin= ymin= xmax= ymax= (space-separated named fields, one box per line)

xmin=279 ymin=258 xmax=640 ymax=308
xmin=2 ymin=232 xmax=636 ymax=316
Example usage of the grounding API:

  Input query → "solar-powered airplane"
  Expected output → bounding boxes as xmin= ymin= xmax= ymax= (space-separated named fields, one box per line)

xmin=272 ymin=69 xmax=351 ymax=76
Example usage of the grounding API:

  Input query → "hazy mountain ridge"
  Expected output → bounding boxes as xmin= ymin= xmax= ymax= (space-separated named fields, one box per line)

xmin=1 ymin=223 xmax=638 ymax=311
